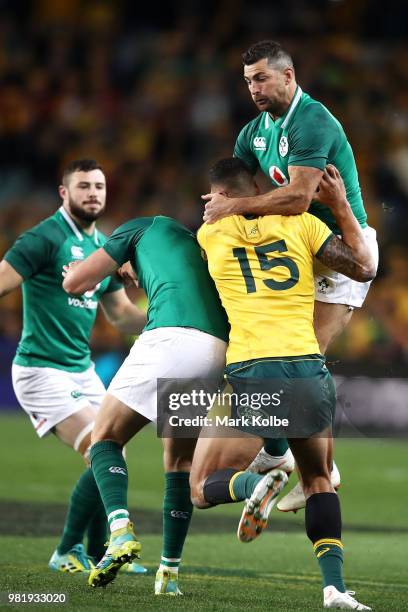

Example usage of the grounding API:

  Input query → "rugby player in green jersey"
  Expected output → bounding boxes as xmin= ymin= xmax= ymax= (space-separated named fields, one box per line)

xmin=202 ymin=40 xmax=378 ymax=511
xmin=63 ymin=216 xmax=228 ymax=593
xmin=0 ymin=159 xmax=146 ymax=575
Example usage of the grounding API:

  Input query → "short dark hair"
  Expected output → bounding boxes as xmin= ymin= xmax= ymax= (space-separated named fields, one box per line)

xmin=62 ymin=159 xmax=103 ymax=184
xmin=209 ymin=157 xmax=253 ymax=189
xmin=242 ymin=40 xmax=293 ymax=70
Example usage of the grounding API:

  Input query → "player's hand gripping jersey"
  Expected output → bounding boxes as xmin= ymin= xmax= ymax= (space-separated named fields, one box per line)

xmin=234 ymin=86 xmax=367 ymax=233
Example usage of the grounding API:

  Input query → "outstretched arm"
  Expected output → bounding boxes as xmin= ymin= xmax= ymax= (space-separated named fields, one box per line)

xmin=0 ymin=260 xmax=24 ymax=298
xmin=202 ymin=166 xmax=322 ymax=223
xmin=315 ymin=166 xmax=376 ymax=282
xmin=63 ymin=248 xmax=118 ymax=295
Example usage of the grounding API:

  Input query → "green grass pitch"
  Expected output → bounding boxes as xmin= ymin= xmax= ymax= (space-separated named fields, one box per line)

xmin=0 ymin=414 xmax=407 ymax=610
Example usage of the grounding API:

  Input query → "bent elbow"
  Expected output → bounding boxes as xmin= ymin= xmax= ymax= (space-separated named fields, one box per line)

xmin=294 ymin=195 xmax=310 ymax=215
xmin=63 ymin=278 xmax=81 ymax=295
xmin=286 ymin=193 xmax=310 ymax=214
xmin=356 ymin=265 xmax=376 ymax=283
xmin=365 ymin=268 xmax=377 ymax=283
xmin=361 ymin=255 xmax=377 ymax=282
xmin=297 ymin=199 xmax=310 ymax=213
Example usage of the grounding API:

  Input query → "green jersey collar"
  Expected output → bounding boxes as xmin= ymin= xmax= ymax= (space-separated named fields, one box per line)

xmin=264 ymin=85 xmax=303 ymax=130
xmin=58 ymin=206 xmax=99 ymax=244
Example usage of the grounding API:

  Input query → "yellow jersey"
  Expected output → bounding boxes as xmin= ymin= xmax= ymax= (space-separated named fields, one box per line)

xmin=197 ymin=213 xmax=332 ymax=364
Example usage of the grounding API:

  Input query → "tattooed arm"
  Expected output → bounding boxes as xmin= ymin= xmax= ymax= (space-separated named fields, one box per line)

xmin=315 ymin=165 xmax=376 ymax=282
xmin=317 ymin=235 xmax=375 ymax=282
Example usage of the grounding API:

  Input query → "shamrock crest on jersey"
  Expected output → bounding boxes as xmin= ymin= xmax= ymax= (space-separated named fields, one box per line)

xmin=279 ymin=136 xmax=288 ymax=157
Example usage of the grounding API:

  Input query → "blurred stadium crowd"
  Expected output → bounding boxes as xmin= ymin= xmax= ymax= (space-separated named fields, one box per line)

xmin=0 ymin=0 xmax=407 ymax=381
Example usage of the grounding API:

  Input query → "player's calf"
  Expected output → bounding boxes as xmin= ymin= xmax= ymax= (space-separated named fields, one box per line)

xmin=190 ymin=430 xmax=264 ymax=507
xmin=277 ymin=462 xmax=340 ymax=513
xmin=191 ymin=468 xmax=241 ymax=508
xmin=201 ymin=468 xmax=245 ymax=505
xmin=156 ymin=471 xmax=193 ymax=590
xmin=311 ymin=495 xmax=371 ymax=609
xmin=52 ymin=467 xmax=102 ymax=570
xmin=304 ymin=491 xmax=371 ymax=608
xmin=199 ymin=467 xmax=287 ymax=514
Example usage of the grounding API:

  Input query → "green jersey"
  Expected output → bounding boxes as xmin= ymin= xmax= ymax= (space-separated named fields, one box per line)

xmin=234 ymin=86 xmax=367 ymax=233
xmin=4 ymin=207 xmax=122 ymax=372
xmin=103 ymin=216 xmax=229 ymax=341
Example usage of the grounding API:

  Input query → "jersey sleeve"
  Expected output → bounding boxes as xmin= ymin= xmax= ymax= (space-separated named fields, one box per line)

xmin=104 ymin=274 xmax=124 ymax=293
xmin=288 ymin=105 xmax=340 ymax=171
xmin=103 ymin=218 xmax=153 ymax=266
xmin=233 ymin=124 xmax=259 ymax=174
xmin=3 ymin=231 xmax=55 ymax=279
xmin=301 ymin=213 xmax=334 ymax=256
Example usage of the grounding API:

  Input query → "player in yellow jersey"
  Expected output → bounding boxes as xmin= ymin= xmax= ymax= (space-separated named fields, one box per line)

xmin=190 ymin=159 xmax=375 ymax=610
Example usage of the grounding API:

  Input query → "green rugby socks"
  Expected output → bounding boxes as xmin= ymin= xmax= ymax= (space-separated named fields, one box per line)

xmin=86 ymin=503 xmax=108 ymax=563
xmin=160 ymin=472 xmax=193 ymax=572
xmin=57 ymin=468 xmax=100 ymax=555
xmin=229 ymin=471 xmax=264 ymax=501
xmin=263 ymin=438 xmax=290 ymax=457
xmin=306 ymin=492 xmax=345 ymax=592
xmin=203 ymin=469 xmax=263 ymax=504
xmin=90 ymin=440 xmax=130 ymax=533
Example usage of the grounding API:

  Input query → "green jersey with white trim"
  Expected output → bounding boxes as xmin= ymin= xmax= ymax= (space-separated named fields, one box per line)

xmin=4 ymin=207 xmax=122 ymax=372
xmin=103 ymin=216 xmax=229 ymax=341
xmin=234 ymin=86 xmax=367 ymax=233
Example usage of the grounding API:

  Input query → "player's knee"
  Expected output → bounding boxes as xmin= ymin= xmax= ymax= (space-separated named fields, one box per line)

xmin=190 ymin=482 xmax=210 ymax=509
xmin=91 ymin=422 xmax=122 ymax=446
xmin=305 ymin=490 xmax=341 ymax=544
xmin=189 ymin=474 xmax=210 ymax=509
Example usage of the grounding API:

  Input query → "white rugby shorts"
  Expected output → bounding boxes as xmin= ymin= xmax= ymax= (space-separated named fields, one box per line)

xmin=12 ymin=363 xmax=105 ymax=438
xmin=107 ymin=327 xmax=227 ymax=422
xmin=314 ymin=226 xmax=379 ymax=308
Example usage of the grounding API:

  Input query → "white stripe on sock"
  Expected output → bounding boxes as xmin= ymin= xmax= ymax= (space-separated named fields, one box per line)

xmin=108 ymin=508 xmax=129 ymax=522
